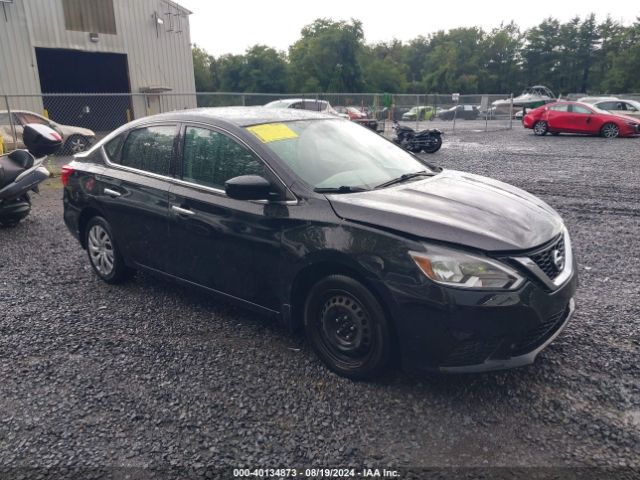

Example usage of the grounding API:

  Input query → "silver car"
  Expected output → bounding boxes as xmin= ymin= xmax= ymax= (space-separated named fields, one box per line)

xmin=592 ymin=99 xmax=640 ymax=119
xmin=0 ymin=110 xmax=95 ymax=154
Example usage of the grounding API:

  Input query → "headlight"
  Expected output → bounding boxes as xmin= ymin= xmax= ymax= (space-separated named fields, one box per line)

xmin=410 ymin=244 xmax=524 ymax=290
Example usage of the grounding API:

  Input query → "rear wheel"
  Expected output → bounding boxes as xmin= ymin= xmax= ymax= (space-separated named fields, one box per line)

xmin=85 ymin=216 xmax=133 ymax=283
xmin=422 ymin=135 xmax=442 ymax=153
xmin=600 ymin=123 xmax=620 ymax=138
xmin=533 ymin=121 xmax=548 ymax=136
xmin=0 ymin=194 xmax=31 ymax=227
xmin=304 ymin=275 xmax=391 ymax=379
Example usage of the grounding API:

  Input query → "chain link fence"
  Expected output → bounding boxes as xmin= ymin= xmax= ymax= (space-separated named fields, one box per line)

xmin=1 ymin=91 xmax=519 ymax=154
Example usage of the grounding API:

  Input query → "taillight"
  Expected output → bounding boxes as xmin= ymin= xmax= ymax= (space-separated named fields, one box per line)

xmin=60 ymin=165 xmax=74 ymax=187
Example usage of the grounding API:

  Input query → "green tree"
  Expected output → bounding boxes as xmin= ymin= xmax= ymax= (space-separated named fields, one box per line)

xmin=289 ymin=18 xmax=365 ymax=92
xmin=242 ymin=45 xmax=289 ymax=93
xmin=192 ymin=44 xmax=216 ymax=91
xmin=480 ymin=22 xmax=523 ymax=93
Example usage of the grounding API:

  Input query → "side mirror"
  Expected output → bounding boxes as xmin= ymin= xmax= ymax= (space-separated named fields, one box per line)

xmin=225 ymin=175 xmax=272 ymax=201
xmin=23 ymin=123 xmax=62 ymax=157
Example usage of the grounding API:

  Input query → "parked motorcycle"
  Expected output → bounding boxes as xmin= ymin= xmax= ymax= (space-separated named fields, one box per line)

xmin=0 ymin=124 xmax=62 ymax=227
xmin=392 ymin=121 xmax=443 ymax=154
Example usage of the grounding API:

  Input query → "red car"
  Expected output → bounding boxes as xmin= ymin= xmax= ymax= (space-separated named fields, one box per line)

xmin=523 ymin=101 xmax=640 ymax=138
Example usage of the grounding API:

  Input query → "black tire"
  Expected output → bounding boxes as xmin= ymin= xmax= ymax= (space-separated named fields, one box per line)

xmin=422 ymin=135 xmax=443 ymax=153
xmin=85 ymin=216 xmax=133 ymax=284
xmin=533 ymin=121 xmax=548 ymax=136
xmin=0 ymin=194 xmax=30 ymax=227
xmin=304 ymin=275 xmax=391 ymax=379
xmin=407 ymin=143 xmax=422 ymax=153
xmin=64 ymin=135 xmax=90 ymax=155
xmin=0 ymin=219 xmax=21 ymax=228
xmin=600 ymin=122 xmax=620 ymax=138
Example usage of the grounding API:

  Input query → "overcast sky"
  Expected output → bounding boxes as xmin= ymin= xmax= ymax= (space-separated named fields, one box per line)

xmin=177 ymin=0 xmax=638 ymax=57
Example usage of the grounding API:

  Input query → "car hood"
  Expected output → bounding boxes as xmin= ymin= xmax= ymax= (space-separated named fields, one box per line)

xmin=326 ymin=170 xmax=564 ymax=252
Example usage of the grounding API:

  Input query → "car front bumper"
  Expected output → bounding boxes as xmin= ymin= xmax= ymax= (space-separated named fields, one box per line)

xmin=381 ymin=259 xmax=578 ymax=373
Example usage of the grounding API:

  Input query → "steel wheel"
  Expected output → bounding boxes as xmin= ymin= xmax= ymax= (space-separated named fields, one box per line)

xmin=304 ymin=275 xmax=391 ymax=379
xmin=601 ymin=123 xmax=620 ymax=138
xmin=88 ymin=224 xmax=114 ymax=276
xmin=533 ymin=121 xmax=548 ymax=136
xmin=320 ymin=292 xmax=373 ymax=360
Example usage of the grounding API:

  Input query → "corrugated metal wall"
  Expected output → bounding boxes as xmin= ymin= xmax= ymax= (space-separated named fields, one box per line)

xmin=0 ymin=0 xmax=196 ymax=118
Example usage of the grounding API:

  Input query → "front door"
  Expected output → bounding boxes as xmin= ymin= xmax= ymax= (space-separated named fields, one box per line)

xmin=567 ymin=104 xmax=595 ymax=133
xmin=167 ymin=125 xmax=286 ymax=310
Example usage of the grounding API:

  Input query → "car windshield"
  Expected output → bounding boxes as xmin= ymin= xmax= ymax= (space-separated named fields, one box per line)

xmin=247 ymin=119 xmax=435 ymax=190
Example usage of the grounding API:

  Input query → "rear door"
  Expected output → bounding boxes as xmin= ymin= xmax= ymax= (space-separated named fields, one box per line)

xmin=97 ymin=124 xmax=178 ymax=272
xmin=167 ymin=124 xmax=287 ymax=310
xmin=545 ymin=104 xmax=571 ymax=131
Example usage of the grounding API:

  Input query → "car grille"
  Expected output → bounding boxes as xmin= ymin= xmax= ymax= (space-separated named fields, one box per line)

xmin=441 ymin=339 xmax=502 ymax=367
xmin=441 ymin=304 xmax=571 ymax=367
xmin=530 ymin=235 xmax=565 ymax=280
xmin=510 ymin=306 xmax=570 ymax=356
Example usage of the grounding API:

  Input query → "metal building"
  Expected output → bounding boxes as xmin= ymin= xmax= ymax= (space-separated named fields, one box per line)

xmin=0 ymin=0 xmax=196 ymax=129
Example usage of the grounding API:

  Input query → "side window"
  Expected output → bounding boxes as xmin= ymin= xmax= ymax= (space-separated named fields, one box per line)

xmin=597 ymin=102 xmax=615 ymax=110
xmin=182 ymin=126 xmax=266 ymax=190
xmin=120 ymin=125 xmax=175 ymax=176
xmin=104 ymin=134 xmax=125 ymax=163
xmin=625 ymin=102 xmax=638 ymax=112
xmin=550 ymin=104 xmax=569 ymax=112
xmin=17 ymin=113 xmax=49 ymax=125
xmin=572 ymin=105 xmax=592 ymax=114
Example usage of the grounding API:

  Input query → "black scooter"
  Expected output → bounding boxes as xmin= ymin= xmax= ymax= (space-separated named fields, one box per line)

xmin=0 ymin=124 xmax=62 ymax=227
xmin=392 ymin=121 xmax=443 ymax=154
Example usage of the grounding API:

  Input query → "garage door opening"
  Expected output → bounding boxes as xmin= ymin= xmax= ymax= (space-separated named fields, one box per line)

xmin=35 ymin=48 xmax=132 ymax=131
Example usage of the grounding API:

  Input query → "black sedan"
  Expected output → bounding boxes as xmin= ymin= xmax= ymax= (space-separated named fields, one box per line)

xmin=62 ymin=107 xmax=577 ymax=379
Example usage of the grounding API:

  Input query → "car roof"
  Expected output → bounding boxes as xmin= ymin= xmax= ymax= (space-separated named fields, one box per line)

xmin=0 ymin=109 xmax=41 ymax=115
xmin=127 ymin=106 xmax=336 ymax=128
xmin=578 ymin=96 xmax=619 ymax=103
xmin=265 ymin=98 xmax=328 ymax=106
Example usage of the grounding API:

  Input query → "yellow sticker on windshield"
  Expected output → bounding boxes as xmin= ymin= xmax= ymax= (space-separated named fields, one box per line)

xmin=247 ymin=123 xmax=298 ymax=143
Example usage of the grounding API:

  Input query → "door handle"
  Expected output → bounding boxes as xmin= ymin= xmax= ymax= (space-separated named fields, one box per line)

xmin=104 ymin=188 xmax=121 ymax=198
xmin=171 ymin=205 xmax=195 ymax=216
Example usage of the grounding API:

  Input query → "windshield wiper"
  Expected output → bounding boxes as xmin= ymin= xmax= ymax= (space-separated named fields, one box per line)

xmin=374 ymin=170 xmax=433 ymax=189
xmin=314 ymin=186 xmax=369 ymax=194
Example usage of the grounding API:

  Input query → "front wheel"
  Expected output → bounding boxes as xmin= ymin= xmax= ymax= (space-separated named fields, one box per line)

xmin=304 ymin=275 xmax=391 ymax=380
xmin=422 ymin=135 xmax=442 ymax=153
xmin=600 ymin=123 xmax=620 ymax=138
xmin=85 ymin=216 xmax=133 ymax=283
xmin=533 ymin=121 xmax=548 ymax=136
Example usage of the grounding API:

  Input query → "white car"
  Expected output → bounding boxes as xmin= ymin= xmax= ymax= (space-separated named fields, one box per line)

xmin=0 ymin=110 xmax=95 ymax=154
xmin=588 ymin=98 xmax=640 ymax=120
xmin=264 ymin=99 xmax=344 ymax=117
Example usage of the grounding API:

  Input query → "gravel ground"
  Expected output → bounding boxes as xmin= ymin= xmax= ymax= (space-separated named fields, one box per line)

xmin=0 ymin=128 xmax=639 ymax=476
